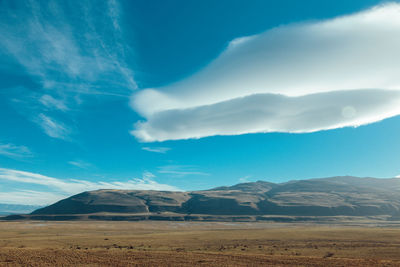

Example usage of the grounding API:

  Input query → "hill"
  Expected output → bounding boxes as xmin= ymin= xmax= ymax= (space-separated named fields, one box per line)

xmin=5 ymin=176 xmax=400 ymax=221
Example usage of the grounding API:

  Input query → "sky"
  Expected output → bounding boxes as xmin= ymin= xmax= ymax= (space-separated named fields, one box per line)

xmin=1 ymin=0 xmax=400 ymax=205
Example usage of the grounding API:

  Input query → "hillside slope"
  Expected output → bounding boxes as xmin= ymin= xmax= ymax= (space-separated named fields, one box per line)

xmin=30 ymin=176 xmax=400 ymax=217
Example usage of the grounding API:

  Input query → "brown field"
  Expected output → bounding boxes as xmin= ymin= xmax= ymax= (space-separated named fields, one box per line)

xmin=0 ymin=221 xmax=400 ymax=266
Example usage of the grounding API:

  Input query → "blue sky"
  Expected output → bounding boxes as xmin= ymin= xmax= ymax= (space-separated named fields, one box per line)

xmin=1 ymin=0 xmax=400 ymax=205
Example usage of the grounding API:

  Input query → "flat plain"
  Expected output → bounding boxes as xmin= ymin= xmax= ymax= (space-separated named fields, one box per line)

xmin=0 ymin=221 xmax=400 ymax=266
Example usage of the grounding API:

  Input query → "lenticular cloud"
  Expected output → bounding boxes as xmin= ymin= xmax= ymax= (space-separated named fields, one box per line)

xmin=131 ymin=3 xmax=400 ymax=142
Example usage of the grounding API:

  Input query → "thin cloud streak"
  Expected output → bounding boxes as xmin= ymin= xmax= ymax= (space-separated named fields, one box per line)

xmin=36 ymin=114 xmax=71 ymax=140
xmin=0 ymin=143 xmax=33 ymax=159
xmin=157 ymin=165 xmax=210 ymax=177
xmin=0 ymin=190 xmax=64 ymax=206
xmin=142 ymin=147 xmax=171 ymax=154
xmin=39 ymin=95 xmax=69 ymax=112
xmin=68 ymin=160 xmax=93 ymax=169
xmin=0 ymin=168 xmax=180 ymax=205
xmin=131 ymin=3 xmax=400 ymax=142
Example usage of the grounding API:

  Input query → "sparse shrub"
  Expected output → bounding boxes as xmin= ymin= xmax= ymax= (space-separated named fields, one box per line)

xmin=324 ymin=252 xmax=334 ymax=258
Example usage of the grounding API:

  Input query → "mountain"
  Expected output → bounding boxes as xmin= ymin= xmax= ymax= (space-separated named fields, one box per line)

xmin=5 ymin=176 xmax=400 ymax=221
xmin=0 ymin=204 xmax=42 ymax=215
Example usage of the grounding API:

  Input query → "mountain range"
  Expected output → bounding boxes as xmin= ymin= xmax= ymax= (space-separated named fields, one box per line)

xmin=4 ymin=176 xmax=400 ymax=221
xmin=0 ymin=204 xmax=42 ymax=215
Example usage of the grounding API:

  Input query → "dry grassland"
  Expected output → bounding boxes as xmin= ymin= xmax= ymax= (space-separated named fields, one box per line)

xmin=0 ymin=221 xmax=400 ymax=266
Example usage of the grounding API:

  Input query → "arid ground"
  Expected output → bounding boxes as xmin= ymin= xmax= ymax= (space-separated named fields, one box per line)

xmin=0 ymin=221 xmax=400 ymax=266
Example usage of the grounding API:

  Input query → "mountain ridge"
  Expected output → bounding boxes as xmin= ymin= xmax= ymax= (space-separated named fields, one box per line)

xmin=23 ymin=176 xmax=400 ymax=220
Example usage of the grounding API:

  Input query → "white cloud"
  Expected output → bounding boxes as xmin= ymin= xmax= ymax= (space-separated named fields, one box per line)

xmin=239 ymin=175 xmax=251 ymax=183
xmin=396 ymin=175 xmax=400 ymax=178
xmin=131 ymin=3 xmax=400 ymax=141
xmin=133 ymin=89 xmax=400 ymax=141
xmin=0 ymin=190 xmax=64 ymax=206
xmin=0 ymin=1 xmax=136 ymax=95
xmin=0 ymin=143 xmax=33 ymax=159
xmin=68 ymin=160 xmax=92 ymax=169
xmin=36 ymin=113 xmax=70 ymax=140
xmin=0 ymin=168 xmax=180 ymax=205
xmin=0 ymin=0 xmax=135 ymax=139
xmin=142 ymin=147 xmax=171 ymax=154
xmin=39 ymin=95 xmax=69 ymax=112
xmin=157 ymin=165 xmax=210 ymax=177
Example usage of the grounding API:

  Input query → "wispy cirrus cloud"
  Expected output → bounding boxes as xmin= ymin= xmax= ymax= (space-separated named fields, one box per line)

xmin=0 ymin=143 xmax=33 ymax=159
xmin=142 ymin=147 xmax=171 ymax=154
xmin=0 ymin=0 xmax=135 ymax=95
xmin=0 ymin=0 xmax=135 ymax=140
xmin=131 ymin=3 xmax=400 ymax=142
xmin=68 ymin=160 xmax=93 ymax=169
xmin=36 ymin=113 xmax=71 ymax=140
xmin=0 ymin=168 xmax=180 ymax=205
xmin=158 ymin=165 xmax=210 ymax=177
xmin=39 ymin=95 xmax=69 ymax=112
